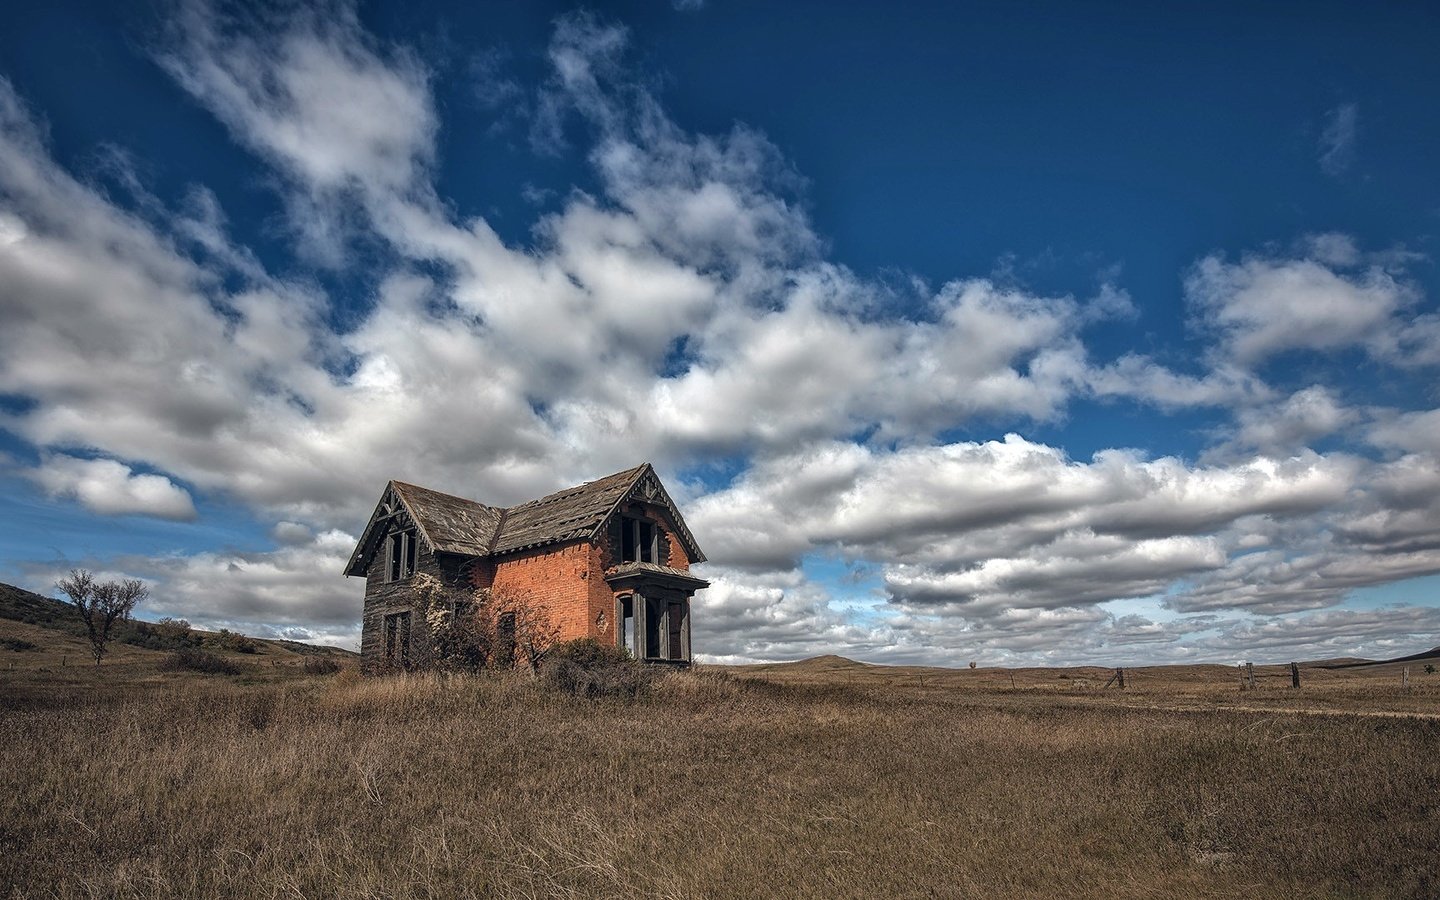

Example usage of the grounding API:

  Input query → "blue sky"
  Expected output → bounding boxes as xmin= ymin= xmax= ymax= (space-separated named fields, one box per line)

xmin=2 ymin=0 xmax=1439 ymax=663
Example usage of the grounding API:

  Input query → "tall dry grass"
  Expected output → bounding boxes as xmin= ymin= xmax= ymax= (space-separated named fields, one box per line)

xmin=2 ymin=670 xmax=1437 ymax=899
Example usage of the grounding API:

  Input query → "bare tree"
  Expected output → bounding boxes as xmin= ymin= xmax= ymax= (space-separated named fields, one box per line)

xmin=56 ymin=569 xmax=148 ymax=665
xmin=489 ymin=584 xmax=560 ymax=677
xmin=406 ymin=575 xmax=557 ymax=675
xmin=410 ymin=573 xmax=494 ymax=672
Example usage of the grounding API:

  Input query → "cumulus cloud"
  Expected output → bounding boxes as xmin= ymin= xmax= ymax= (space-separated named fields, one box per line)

xmin=3 ymin=5 xmax=1440 ymax=665
xmin=688 ymin=435 xmax=1374 ymax=629
xmin=28 ymin=455 xmax=197 ymax=521
xmin=22 ymin=529 xmax=363 ymax=646
xmin=159 ymin=0 xmax=437 ymax=261
xmin=1217 ymin=386 xmax=1358 ymax=458
xmin=1186 ymin=251 xmax=1417 ymax=366
xmin=0 ymin=5 xmax=1120 ymax=533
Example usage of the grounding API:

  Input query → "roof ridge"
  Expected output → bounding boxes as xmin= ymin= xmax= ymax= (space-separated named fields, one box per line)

xmin=391 ymin=479 xmax=503 ymax=511
xmin=486 ymin=505 xmax=509 ymax=555
xmin=501 ymin=463 xmax=650 ymax=513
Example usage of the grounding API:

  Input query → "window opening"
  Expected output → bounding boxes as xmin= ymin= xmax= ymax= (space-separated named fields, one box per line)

xmin=383 ymin=611 xmax=411 ymax=665
xmin=385 ymin=528 xmax=418 ymax=582
xmin=496 ymin=611 xmax=516 ymax=668
xmin=668 ymin=600 xmax=685 ymax=660
xmin=621 ymin=517 xmax=658 ymax=564
xmin=644 ymin=596 xmax=665 ymax=659
xmin=618 ymin=596 xmax=636 ymax=655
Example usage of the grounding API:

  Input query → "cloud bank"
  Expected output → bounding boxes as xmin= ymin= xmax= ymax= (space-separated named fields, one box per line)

xmin=1 ymin=4 xmax=1438 ymax=663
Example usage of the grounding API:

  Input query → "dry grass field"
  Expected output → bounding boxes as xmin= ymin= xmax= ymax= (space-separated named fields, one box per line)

xmin=3 ymin=620 xmax=1439 ymax=900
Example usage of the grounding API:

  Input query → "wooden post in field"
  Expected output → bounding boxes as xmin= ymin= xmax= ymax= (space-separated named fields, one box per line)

xmin=1403 ymin=667 xmax=1410 ymax=690
xmin=1291 ymin=662 xmax=1300 ymax=689
xmin=1116 ymin=667 xmax=1126 ymax=689
xmin=1009 ymin=670 xmax=1016 ymax=689
xmin=1246 ymin=662 xmax=1255 ymax=691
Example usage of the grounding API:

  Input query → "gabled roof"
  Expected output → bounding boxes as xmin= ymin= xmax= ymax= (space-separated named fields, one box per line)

xmin=390 ymin=481 xmax=504 ymax=555
xmin=492 ymin=463 xmax=648 ymax=554
xmin=344 ymin=463 xmax=706 ymax=577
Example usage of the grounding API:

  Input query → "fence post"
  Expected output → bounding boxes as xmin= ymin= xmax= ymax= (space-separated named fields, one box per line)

xmin=1290 ymin=662 xmax=1300 ymax=689
xmin=1116 ymin=667 xmax=1126 ymax=689
xmin=1246 ymin=662 xmax=1255 ymax=691
xmin=1403 ymin=667 xmax=1410 ymax=690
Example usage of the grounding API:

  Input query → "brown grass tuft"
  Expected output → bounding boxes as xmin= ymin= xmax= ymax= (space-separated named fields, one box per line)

xmin=1 ymin=662 xmax=1437 ymax=898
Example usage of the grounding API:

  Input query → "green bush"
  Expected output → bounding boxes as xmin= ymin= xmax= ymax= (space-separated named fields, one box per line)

xmin=541 ymin=638 xmax=655 ymax=699
xmin=160 ymin=649 xmax=242 ymax=675
xmin=2 ymin=637 xmax=39 ymax=652
xmin=303 ymin=657 xmax=342 ymax=676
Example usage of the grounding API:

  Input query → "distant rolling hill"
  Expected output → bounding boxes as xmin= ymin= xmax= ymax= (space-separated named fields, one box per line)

xmin=1318 ymin=646 xmax=1440 ymax=669
xmin=0 ymin=580 xmax=354 ymax=660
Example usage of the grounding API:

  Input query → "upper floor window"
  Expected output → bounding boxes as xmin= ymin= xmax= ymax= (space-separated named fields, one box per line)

xmin=621 ymin=516 xmax=658 ymax=564
xmin=385 ymin=528 xmax=418 ymax=582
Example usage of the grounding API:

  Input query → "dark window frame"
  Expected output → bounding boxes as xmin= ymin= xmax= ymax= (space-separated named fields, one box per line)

xmin=383 ymin=611 xmax=411 ymax=665
xmin=384 ymin=528 xmax=418 ymax=582
xmin=620 ymin=516 xmax=659 ymax=565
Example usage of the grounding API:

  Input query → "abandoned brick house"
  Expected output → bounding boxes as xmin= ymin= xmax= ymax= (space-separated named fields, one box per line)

xmin=344 ymin=463 xmax=708 ymax=670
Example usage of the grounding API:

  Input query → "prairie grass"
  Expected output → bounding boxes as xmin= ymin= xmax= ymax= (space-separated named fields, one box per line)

xmin=2 ymin=666 xmax=1437 ymax=899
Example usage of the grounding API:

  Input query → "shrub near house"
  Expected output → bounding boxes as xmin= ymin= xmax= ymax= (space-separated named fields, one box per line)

xmin=345 ymin=463 xmax=708 ymax=672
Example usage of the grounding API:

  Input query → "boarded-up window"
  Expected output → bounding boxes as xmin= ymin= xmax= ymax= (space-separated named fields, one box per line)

xmin=668 ymin=600 xmax=685 ymax=660
xmin=645 ymin=596 xmax=665 ymax=659
xmin=383 ymin=612 xmax=411 ymax=665
xmin=496 ymin=611 xmax=516 ymax=668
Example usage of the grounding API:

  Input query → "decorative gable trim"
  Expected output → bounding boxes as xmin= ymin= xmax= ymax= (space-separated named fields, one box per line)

xmin=589 ymin=464 xmax=707 ymax=564
xmin=342 ymin=483 xmax=430 ymax=577
xmin=345 ymin=463 xmax=707 ymax=577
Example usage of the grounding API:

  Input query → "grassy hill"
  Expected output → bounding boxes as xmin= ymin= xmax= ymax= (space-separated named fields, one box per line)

xmin=0 ymin=580 xmax=354 ymax=701
xmin=4 ymin=583 xmax=1438 ymax=896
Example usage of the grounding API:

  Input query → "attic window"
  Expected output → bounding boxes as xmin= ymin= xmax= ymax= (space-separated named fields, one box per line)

xmin=620 ymin=516 xmax=658 ymax=564
xmin=384 ymin=528 xmax=418 ymax=582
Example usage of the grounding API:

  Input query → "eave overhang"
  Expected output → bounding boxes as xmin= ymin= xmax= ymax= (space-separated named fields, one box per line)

xmin=604 ymin=561 xmax=710 ymax=593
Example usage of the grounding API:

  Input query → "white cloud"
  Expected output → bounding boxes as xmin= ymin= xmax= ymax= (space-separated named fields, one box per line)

xmin=55 ymin=529 xmax=361 ymax=647
xmin=29 ymin=455 xmax=196 ymax=521
xmin=690 ymin=436 xmax=1363 ymax=616
xmin=1303 ymin=232 xmax=1361 ymax=267
xmin=161 ymin=2 xmax=434 ymax=193
xmin=270 ymin=521 xmax=314 ymax=545
xmin=1087 ymin=354 xmax=1271 ymax=410
xmin=159 ymin=0 xmax=438 ymax=263
xmin=1369 ymin=409 xmax=1440 ymax=455
xmin=1186 ymin=251 xmax=1417 ymax=366
xmin=3 ymin=8 xmax=1440 ymax=667
xmin=1219 ymin=386 xmax=1358 ymax=458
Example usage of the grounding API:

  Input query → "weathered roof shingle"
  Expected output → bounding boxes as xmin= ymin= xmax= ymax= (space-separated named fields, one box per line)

xmin=491 ymin=463 xmax=646 ymax=554
xmin=389 ymin=481 xmax=504 ymax=556
xmin=347 ymin=462 xmax=704 ymax=577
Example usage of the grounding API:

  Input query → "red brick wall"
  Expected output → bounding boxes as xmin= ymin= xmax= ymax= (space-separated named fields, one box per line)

xmin=664 ymin=523 xmax=691 ymax=570
xmin=465 ymin=501 xmax=698 ymax=652
xmin=487 ymin=541 xmax=610 ymax=643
